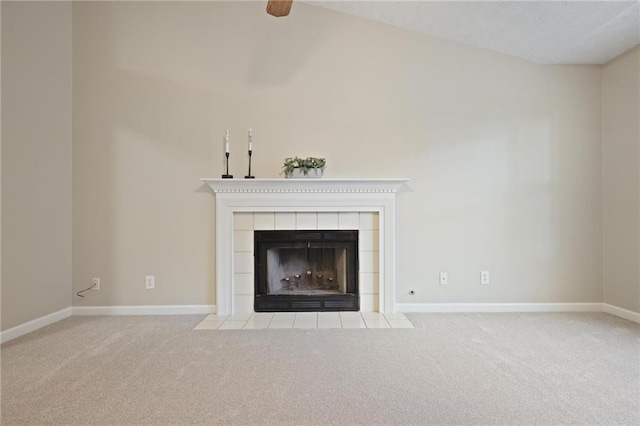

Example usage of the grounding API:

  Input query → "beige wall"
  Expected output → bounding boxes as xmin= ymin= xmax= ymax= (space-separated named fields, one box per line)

xmin=72 ymin=1 xmax=603 ymax=307
xmin=0 ymin=1 xmax=3 ymax=324
xmin=602 ymin=47 xmax=640 ymax=313
xmin=1 ymin=1 xmax=72 ymax=330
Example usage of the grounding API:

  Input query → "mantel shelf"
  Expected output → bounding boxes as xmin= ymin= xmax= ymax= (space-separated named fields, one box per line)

xmin=201 ymin=178 xmax=411 ymax=194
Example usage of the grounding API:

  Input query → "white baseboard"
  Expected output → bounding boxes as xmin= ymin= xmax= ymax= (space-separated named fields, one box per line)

xmin=395 ymin=302 xmax=603 ymax=313
xmin=1 ymin=305 xmax=216 ymax=343
xmin=72 ymin=305 xmax=216 ymax=316
xmin=2 ymin=303 xmax=634 ymax=344
xmin=1 ymin=307 xmax=72 ymax=344
xmin=603 ymin=303 xmax=640 ymax=323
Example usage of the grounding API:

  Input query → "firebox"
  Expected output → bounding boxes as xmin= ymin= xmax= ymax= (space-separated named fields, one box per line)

xmin=254 ymin=230 xmax=359 ymax=312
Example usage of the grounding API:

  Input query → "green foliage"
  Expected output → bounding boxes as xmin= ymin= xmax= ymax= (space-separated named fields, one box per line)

xmin=282 ymin=157 xmax=326 ymax=176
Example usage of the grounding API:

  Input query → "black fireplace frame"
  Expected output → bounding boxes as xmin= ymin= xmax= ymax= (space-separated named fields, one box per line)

xmin=254 ymin=230 xmax=359 ymax=312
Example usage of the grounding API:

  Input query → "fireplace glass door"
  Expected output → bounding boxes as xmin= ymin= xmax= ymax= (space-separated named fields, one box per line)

xmin=254 ymin=230 xmax=358 ymax=312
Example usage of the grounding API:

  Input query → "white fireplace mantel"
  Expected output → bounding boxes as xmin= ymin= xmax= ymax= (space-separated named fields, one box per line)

xmin=204 ymin=178 xmax=410 ymax=194
xmin=202 ymin=178 xmax=410 ymax=315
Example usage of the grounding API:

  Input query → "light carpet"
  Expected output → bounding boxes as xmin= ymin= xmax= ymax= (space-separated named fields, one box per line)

xmin=1 ymin=313 xmax=638 ymax=425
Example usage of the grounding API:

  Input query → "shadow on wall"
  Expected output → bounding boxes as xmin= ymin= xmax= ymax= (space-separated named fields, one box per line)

xmin=72 ymin=1 xmax=331 ymax=306
xmin=74 ymin=65 xmax=217 ymax=305
xmin=246 ymin=5 xmax=328 ymax=87
xmin=396 ymin=113 xmax=563 ymax=303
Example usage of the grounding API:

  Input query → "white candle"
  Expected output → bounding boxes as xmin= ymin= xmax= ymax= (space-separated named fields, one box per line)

xmin=248 ymin=128 xmax=253 ymax=152
xmin=225 ymin=129 xmax=229 ymax=153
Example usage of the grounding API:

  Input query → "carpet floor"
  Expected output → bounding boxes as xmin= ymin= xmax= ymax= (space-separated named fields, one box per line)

xmin=1 ymin=312 xmax=638 ymax=425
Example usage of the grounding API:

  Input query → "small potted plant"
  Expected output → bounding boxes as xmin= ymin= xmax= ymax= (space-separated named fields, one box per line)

xmin=282 ymin=157 xmax=326 ymax=178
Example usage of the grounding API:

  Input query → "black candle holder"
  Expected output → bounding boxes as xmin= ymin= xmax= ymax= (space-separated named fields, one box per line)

xmin=245 ymin=150 xmax=255 ymax=179
xmin=222 ymin=152 xmax=233 ymax=179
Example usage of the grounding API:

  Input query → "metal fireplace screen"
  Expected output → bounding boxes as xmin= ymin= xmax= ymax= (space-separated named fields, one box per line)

xmin=254 ymin=230 xmax=359 ymax=312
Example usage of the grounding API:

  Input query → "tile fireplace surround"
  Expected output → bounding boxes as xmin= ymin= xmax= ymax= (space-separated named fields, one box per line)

xmin=202 ymin=178 xmax=410 ymax=315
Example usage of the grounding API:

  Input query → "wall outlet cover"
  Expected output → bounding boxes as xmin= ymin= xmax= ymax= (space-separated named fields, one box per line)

xmin=439 ymin=272 xmax=448 ymax=285
xmin=145 ymin=275 xmax=155 ymax=289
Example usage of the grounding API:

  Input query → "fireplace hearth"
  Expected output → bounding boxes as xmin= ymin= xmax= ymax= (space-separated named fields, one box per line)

xmin=254 ymin=230 xmax=359 ymax=312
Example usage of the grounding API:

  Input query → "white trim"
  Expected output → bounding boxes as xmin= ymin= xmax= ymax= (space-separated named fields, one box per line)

xmin=0 ymin=307 xmax=72 ymax=344
xmin=201 ymin=178 xmax=410 ymax=194
xmin=603 ymin=303 xmax=640 ymax=323
xmin=72 ymin=305 xmax=216 ymax=316
xmin=395 ymin=302 xmax=603 ymax=313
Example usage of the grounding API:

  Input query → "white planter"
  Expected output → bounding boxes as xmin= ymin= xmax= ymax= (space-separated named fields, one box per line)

xmin=285 ymin=168 xmax=325 ymax=179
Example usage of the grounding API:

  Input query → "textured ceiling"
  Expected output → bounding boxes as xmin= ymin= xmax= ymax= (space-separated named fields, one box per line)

xmin=307 ymin=1 xmax=640 ymax=64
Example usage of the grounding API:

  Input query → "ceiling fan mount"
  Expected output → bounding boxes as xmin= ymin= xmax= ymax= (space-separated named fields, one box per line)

xmin=266 ymin=0 xmax=293 ymax=17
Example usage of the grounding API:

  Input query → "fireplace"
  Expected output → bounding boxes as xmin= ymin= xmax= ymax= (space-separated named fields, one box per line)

xmin=202 ymin=178 xmax=409 ymax=314
xmin=254 ymin=230 xmax=359 ymax=312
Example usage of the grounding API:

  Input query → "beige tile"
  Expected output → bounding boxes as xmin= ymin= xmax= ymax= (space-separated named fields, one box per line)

xmin=360 ymin=294 xmax=379 ymax=312
xmin=338 ymin=212 xmax=359 ymax=230
xmin=293 ymin=312 xmax=317 ymax=328
xmin=233 ymin=230 xmax=254 ymax=252
xmin=228 ymin=312 xmax=253 ymax=320
xmin=233 ymin=295 xmax=254 ymax=314
xmin=245 ymin=316 xmax=272 ymax=324
xmin=364 ymin=319 xmax=390 ymax=329
xmin=204 ymin=314 xmax=228 ymax=321
xmin=243 ymin=320 xmax=270 ymax=329
xmin=359 ymin=230 xmax=379 ymax=251
xmin=361 ymin=312 xmax=384 ymax=320
xmin=359 ymin=251 xmax=379 ymax=273
xmin=388 ymin=320 xmax=414 ymax=329
xmin=233 ymin=213 xmax=253 ymax=230
xmin=194 ymin=320 xmax=224 ymax=330
xmin=341 ymin=320 xmax=366 ymax=329
xmin=359 ymin=273 xmax=379 ymax=294
xmin=244 ymin=316 xmax=272 ymax=326
xmin=296 ymin=213 xmax=317 ymax=230
xmin=219 ymin=320 xmax=248 ymax=330
xmin=234 ymin=273 xmax=254 ymax=295
xmin=254 ymin=212 xmax=275 ymax=230
xmin=317 ymin=212 xmax=339 ymax=230
xmin=234 ymin=252 xmax=254 ymax=274
xmin=359 ymin=212 xmax=379 ymax=230
xmin=275 ymin=212 xmax=296 ymax=230
xmin=251 ymin=313 xmax=274 ymax=320
xmin=317 ymin=312 xmax=340 ymax=319
xmin=384 ymin=313 xmax=408 ymax=321
xmin=268 ymin=320 xmax=294 ymax=329
xmin=293 ymin=320 xmax=317 ymax=329
xmin=273 ymin=312 xmax=296 ymax=320
xmin=339 ymin=311 xmax=362 ymax=321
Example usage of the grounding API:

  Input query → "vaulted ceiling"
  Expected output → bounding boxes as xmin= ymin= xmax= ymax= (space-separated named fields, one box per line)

xmin=307 ymin=1 xmax=640 ymax=64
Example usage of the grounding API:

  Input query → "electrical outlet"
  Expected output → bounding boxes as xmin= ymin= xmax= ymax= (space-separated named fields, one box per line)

xmin=92 ymin=278 xmax=100 ymax=291
xmin=145 ymin=275 xmax=155 ymax=290
xmin=439 ymin=272 xmax=448 ymax=285
xmin=481 ymin=271 xmax=490 ymax=285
